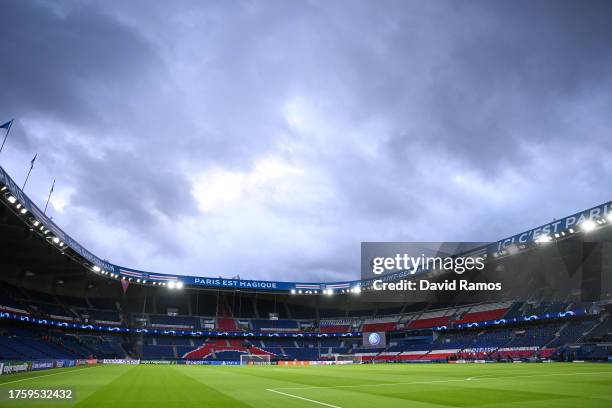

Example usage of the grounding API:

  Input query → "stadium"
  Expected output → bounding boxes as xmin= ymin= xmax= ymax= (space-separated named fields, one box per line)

xmin=2 ymin=1 xmax=612 ymax=407
xmin=1 ymin=162 xmax=611 ymax=407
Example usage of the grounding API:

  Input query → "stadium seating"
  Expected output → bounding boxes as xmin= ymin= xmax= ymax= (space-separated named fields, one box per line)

xmin=251 ymin=319 xmax=299 ymax=331
xmin=0 ymin=273 xmax=607 ymax=364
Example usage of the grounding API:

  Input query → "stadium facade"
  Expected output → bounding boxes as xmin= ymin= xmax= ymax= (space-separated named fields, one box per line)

xmin=0 ymin=164 xmax=611 ymax=372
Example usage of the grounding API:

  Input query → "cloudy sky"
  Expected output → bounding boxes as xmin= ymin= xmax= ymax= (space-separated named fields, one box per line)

xmin=1 ymin=0 xmax=611 ymax=282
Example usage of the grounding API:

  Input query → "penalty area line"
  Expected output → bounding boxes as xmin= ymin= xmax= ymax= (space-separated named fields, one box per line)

xmin=266 ymin=388 xmax=342 ymax=408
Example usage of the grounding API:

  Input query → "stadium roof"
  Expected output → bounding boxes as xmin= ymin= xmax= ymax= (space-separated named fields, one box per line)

xmin=1 ymin=165 xmax=610 ymax=293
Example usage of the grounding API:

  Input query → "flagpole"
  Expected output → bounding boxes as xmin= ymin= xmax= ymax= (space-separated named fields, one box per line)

xmin=0 ymin=119 xmax=14 ymax=153
xmin=44 ymin=179 xmax=55 ymax=214
xmin=22 ymin=167 xmax=33 ymax=190
xmin=22 ymin=153 xmax=37 ymax=191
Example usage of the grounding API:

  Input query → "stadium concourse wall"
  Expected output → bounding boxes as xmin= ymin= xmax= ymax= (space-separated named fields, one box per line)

xmin=1 ymin=165 xmax=611 ymax=293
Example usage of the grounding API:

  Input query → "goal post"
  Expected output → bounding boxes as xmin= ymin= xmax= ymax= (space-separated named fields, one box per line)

xmin=240 ymin=354 xmax=271 ymax=365
xmin=334 ymin=354 xmax=362 ymax=365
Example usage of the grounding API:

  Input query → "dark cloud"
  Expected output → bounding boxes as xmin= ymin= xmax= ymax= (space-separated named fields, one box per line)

xmin=1 ymin=0 xmax=611 ymax=281
xmin=0 ymin=0 xmax=160 ymax=125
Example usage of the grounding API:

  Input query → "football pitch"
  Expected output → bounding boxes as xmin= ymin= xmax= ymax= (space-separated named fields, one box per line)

xmin=1 ymin=363 xmax=611 ymax=408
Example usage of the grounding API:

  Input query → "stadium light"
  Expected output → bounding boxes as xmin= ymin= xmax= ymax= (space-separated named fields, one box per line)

xmin=20 ymin=208 xmax=27 ymax=215
xmin=290 ymin=289 xmax=296 ymax=295
xmin=33 ymin=220 xmax=40 ymax=227
xmin=52 ymin=237 xmax=60 ymax=244
xmin=535 ymin=235 xmax=552 ymax=243
xmin=93 ymin=266 xmax=101 ymax=272
xmin=7 ymin=195 xmax=16 ymax=204
xmin=168 ymin=281 xmax=176 ymax=289
xmin=580 ymin=220 xmax=596 ymax=232
xmin=607 ymin=213 xmax=612 ymax=222
xmin=176 ymin=281 xmax=184 ymax=289
xmin=0 ymin=186 xmax=6 ymax=192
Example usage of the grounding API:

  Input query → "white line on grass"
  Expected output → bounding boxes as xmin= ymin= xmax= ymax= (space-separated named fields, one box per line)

xmin=266 ymin=388 xmax=342 ymax=408
xmin=270 ymin=370 xmax=612 ymax=391
xmin=0 ymin=366 xmax=99 ymax=386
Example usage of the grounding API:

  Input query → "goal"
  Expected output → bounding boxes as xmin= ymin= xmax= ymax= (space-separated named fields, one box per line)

xmin=240 ymin=354 xmax=271 ymax=365
xmin=334 ymin=354 xmax=362 ymax=365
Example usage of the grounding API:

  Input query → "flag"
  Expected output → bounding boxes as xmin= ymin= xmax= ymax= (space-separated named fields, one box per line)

xmin=0 ymin=120 xmax=12 ymax=130
xmin=30 ymin=154 xmax=37 ymax=168
xmin=121 ymin=279 xmax=130 ymax=293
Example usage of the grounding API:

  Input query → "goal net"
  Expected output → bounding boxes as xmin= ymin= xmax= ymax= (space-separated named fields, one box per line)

xmin=240 ymin=354 xmax=271 ymax=365
xmin=334 ymin=354 xmax=362 ymax=365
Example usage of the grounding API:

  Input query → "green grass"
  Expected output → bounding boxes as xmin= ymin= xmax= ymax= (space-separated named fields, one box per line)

xmin=0 ymin=363 xmax=611 ymax=408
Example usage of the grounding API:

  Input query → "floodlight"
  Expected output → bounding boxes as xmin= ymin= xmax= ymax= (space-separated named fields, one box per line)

xmin=535 ymin=235 xmax=552 ymax=243
xmin=52 ymin=237 xmax=60 ymax=244
xmin=290 ymin=289 xmax=296 ymax=294
xmin=20 ymin=208 xmax=27 ymax=214
xmin=168 ymin=281 xmax=176 ymax=289
xmin=93 ymin=266 xmax=101 ymax=272
xmin=7 ymin=196 xmax=16 ymax=204
xmin=580 ymin=220 xmax=596 ymax=232
xmin=33 ymin=220 xmax=40 ymax=227
xmin=176 ymin=281 xmax=184 ymax=289
xmin=607 ymin=213 xmax=612 ymax=222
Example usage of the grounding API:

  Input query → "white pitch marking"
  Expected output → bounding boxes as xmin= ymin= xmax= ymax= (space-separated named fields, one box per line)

xmin=271 ymin=371 xmax=612 ymax=391
xmin=266 ymin=388 xmax=342 ymax=408
xmin=0 ymin=366 xmax=99 ymax=385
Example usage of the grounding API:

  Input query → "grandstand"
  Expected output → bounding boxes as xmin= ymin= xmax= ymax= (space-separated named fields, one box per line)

xmin=0 ymin=164 xmax=611 ymax=408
